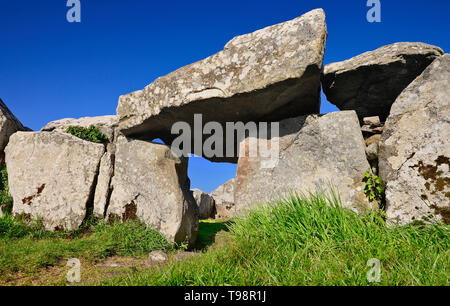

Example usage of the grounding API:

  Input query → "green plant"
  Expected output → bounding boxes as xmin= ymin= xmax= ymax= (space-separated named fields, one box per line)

xmin=0 ymin=167 xmax=13 ymax=215
xmin=65 ymin=125 xmax=109 ymax=144
xmin=0 ymin=214 xmax=47 ymax=239
xmin=363 ymin=168 xmax=385 ymax=208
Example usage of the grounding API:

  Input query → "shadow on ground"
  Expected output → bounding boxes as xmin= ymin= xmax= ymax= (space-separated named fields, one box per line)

xmin=196 ymin=220 xmax=232 ymax=250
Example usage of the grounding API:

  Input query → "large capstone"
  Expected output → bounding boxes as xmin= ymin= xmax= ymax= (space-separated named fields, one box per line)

xmin=117 ymin=9 xmax=327 ymax=162
xmin=322 ymin=42 xmax=444 ymax=122
xmin=5 ymin=132 xmax=105 ymax=230
xmin=379 ymin=54 xmax=450 ymax=225
xmin=234 ymin=111 xmax=376 ymax=216
xmin=107 ymin=136 xmax=198 ymax=246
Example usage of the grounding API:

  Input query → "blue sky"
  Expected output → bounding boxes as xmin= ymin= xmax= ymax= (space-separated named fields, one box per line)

xmin=1 ymin=0 xmax=449 ymax=192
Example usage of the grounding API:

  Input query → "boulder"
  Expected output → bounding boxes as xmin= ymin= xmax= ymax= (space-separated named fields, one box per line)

xmin=379 ymin=54 xmax=450 ymax=225
xmin=5 ymin=132 xmax=105 ymax=230
xmin=41 ymin=116 xmax=119 ymax=219
xmin=235 ymin=111 xmax=376 ymax=216
xmin=365 ymin=135 xmax=381 ymax=162
xmin=363 ymin=116 xmax=381 ymax=126
xmin=41 ymin=115 xmax=118 ymax=143
xmin=107 ymin=136 xmax=198 ymax=246
xmin=322 ymin=43 xmax=444 ymax=122
xmin=0 ymin=98 xmax=29 ymax=165
xmin=366 ymin=143 xmax=379 ymax=162
xmin=211 ymin=179 xmax=236 ymax=219
xmin=366 ymin=134 xmax=381 ymax=147
xmin=192 ymin=189 xmax=215 ymax=219
xmin=361 ymin=116 xmax=384 ymax=138
xmin=117 ymin=9 xmax=327 ymax=162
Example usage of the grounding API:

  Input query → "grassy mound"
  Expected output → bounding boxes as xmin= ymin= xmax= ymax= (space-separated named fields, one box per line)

xmin=104 ymin=192 xmax=449 ymax=286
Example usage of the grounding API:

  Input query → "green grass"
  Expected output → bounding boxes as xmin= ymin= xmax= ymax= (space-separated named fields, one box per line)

xmin=103 ymin=192 xmax=449 ymax=286
xmin=0 ymin=192 xmax=448 ymax=286
xmin=0 ymin=215 xmax=172 ymax=278
xmin=196 ymin=220 xmax=230 ymax=250
xmin=0 ymin=167 xmax=13 ymax=215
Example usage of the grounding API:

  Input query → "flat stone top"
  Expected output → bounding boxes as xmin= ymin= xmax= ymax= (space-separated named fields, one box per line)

xmin=324 ymin=42 xmax=444 ymax=74
xmin=41 ymin=115 xmax=118 ymax=131
xmin=117 ymin=8 xmax=327 ymax=133
xmin=7 ymin=131 xmax=106 ymax=148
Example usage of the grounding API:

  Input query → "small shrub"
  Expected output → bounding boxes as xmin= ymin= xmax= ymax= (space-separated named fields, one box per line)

xmin=66 ymin=125 xmax=109 ymax=143
xmin=363 ymin=168 xmax=385 ymax=209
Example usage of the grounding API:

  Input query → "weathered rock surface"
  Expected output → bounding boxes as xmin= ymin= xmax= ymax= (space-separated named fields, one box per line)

xmin=0 ymin=98 xmax=29 ymax=165
xmin=93 ymin=152 xmax=114 ymax=218
xmin=361 ymin=116 xmax=384 ymax=137
xmin=42 ymin=115 xmax=118 ymax=142
xmin=322 ymin=43 xmax=444 ymax=122
xmin=117 ymin=9 xmax=327 ymax=162
xmin=192 ymin=189 xmax=215 ymax=219
xmin=363 ymin=116 xmax=381 ymax=126
xmin=107 ymin=136 xmax=198 ymax=246
xmin=5 ymin=132 xmax=105 ymax=230
xmin=41 ymin=116 xmax=120 ymax=219
xmin=365 ymin=135 xmax=381 ymax=161
xmin=211 ymin=179 xmax=236 ymax=219
xmin=235 ymin=111 xmax=376 ymax=216
xmin=379 ymin=54 xmax=450 ymax=225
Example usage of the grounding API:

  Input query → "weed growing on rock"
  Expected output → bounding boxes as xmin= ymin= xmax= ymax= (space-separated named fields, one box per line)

xmin=66 ymin=125 xmax=109 ymax=144
xmin=363 ymin=168 xmax=385 ymax=208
